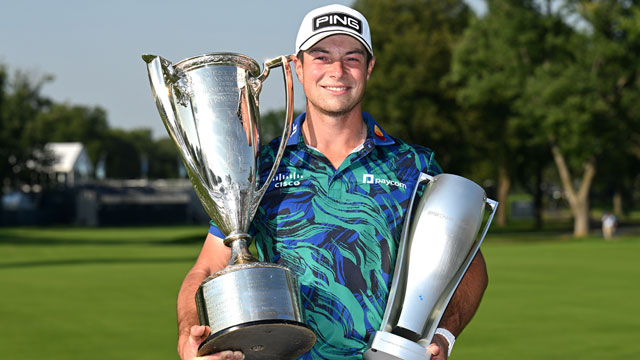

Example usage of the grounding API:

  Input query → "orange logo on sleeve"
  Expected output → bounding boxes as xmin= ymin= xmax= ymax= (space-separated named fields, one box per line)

xmin=374 ymin=125 xmax=387 ymax=141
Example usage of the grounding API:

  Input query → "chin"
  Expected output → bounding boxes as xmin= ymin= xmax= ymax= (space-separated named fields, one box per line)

xmin=315 ymin=101 xmax=361 ymax=116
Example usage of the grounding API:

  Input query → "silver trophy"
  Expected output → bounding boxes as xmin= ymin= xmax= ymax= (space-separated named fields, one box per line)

xmin=142 ymin=53 xmax=316 ymax=359
xmin=364 ymin=173 xmax=498 ymax=360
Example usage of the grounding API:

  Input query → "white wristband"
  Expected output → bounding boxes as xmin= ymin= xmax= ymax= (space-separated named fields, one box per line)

xmin=435 ymin=328 xmax=456 ymax=357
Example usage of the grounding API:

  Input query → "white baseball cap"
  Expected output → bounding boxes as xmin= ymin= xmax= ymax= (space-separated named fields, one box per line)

xmin=295 ymin=4 xmax=373 ymax=56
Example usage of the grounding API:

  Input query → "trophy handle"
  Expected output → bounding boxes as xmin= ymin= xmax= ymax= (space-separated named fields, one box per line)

xmin=249 ymin=55 xmax=295 ymax=214
xmin=419 ymin=197 xmax=499 ymax=346
xmin=142 ymin=54 xmax=203 ymax=185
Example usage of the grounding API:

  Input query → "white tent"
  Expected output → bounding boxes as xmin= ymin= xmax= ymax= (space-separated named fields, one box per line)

xmin=45 ymin=142 xmax=93 ymax=186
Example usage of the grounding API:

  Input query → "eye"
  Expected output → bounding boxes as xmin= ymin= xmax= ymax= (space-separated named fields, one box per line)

xmin=312 ymin=55 xmax=330 ymax=63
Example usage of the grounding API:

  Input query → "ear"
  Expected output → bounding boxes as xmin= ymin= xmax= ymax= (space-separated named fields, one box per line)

xmin=293 ymin=55 xmax=304 ymax=84
xmin=366 ymin=56 xmax=376 ymax=81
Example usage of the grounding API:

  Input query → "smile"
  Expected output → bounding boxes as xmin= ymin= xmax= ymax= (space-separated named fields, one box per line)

xmin=323 ymin=86 xmax=350 ymax=91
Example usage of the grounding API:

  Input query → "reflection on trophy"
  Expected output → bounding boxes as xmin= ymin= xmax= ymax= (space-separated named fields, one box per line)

xmin=364 ymin=173 xmax=498 ymax=360
xmin=142 ymin=53 xmax=316 ymax=359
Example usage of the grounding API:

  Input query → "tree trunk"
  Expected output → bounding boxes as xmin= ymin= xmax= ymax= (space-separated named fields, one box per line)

xmin=496 ymin=165 xmax=510 ymax=226
xmin=613 ymin=189 xmax=623 ymax=217
xmin=550 ymin=144 xmax=596 ymax=237
xmin=533 ymin=163 xmax=543 ymax=230
xmin=572 ymin=194 xmax=590 ymax=237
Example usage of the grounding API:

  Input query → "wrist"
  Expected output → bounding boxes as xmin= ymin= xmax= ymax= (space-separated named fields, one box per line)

xmin=435 ymin=327 xmax=456 ymax=357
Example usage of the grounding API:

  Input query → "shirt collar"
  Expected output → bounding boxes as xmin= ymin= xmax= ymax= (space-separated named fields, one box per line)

xmin=286 ymin=112 xmax=395 ymax=147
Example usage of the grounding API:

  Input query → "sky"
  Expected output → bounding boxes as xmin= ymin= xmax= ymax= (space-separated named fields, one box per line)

xmin=0 ymin=0 xmax=485 ymax=139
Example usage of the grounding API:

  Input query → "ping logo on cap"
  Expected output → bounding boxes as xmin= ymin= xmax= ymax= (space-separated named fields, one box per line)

xmin=313 ymin=12 xmax=362 ymax=34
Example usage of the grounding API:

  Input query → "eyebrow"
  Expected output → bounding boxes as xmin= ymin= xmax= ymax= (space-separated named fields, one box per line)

xmin=346 ymin=49 xmax=365 ymax=56
xmin=307 ymin=48 xmax=365 ymax=57
xmin=308 ymin=48 xmax=330 ymax=55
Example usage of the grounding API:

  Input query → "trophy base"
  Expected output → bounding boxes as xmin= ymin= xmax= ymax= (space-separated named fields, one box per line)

xmin=195 ymin=263 xmax=316 ymax=359
xmin=197 ymin=319 xmax=316 ymax=359
xmin=363 ymin=331 xmax=429 ymax=360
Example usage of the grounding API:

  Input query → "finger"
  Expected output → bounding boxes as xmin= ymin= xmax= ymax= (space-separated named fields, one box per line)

xmin=190 ymin=325 xmax=207 ymax=338
xmin=427 ymin=343 xmax=440 ymax=356
xmin=190 ymin=325 xmax=211 ymax=339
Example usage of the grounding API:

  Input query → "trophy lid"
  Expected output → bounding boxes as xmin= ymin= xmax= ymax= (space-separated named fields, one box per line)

xmin=174 ymin=52 xmax=261 ymax=76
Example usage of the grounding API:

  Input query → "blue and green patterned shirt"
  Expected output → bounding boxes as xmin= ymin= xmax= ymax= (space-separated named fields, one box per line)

xmin=209 ymin=112 xmax=441 ymax=359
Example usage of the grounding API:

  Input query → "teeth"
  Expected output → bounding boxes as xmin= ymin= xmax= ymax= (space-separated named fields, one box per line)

xmin=325 ymin=86 xmax=348 ymax=91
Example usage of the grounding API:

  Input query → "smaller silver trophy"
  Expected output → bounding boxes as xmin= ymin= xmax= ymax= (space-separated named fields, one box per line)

xmin=364 ymin=173 xmax=498 ymax=360
xmin=143 ymin=53 xmax=316 ymax=359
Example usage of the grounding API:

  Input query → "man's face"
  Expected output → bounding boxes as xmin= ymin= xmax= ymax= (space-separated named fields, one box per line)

xmin=294 ymin=34 xmax=375 ymax=117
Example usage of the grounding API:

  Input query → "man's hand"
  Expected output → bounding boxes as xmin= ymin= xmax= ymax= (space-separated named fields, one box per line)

xmin=427 ymin=334 xmax=449 ymax=360
xmin=178 ymin=325 xmax=245 ymax=360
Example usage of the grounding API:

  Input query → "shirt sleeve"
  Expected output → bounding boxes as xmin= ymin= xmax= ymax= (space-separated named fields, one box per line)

xmin=208 ymin=221 xmax=225 ymax=238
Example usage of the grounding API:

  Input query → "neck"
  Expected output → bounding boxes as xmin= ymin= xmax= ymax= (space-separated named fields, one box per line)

xmin=302 ymin=106 xmax=367 ymax=169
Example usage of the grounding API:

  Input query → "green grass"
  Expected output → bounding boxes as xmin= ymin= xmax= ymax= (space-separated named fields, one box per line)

xmin=0 ymin=226 xmax=206 ymax=360
xmin=0 ymin=226 xmax=638 ymax=359
xmin=454 ymin=234 xmax=640 ymax=359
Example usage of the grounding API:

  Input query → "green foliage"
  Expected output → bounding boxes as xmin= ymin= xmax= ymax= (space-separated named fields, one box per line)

xmin=574 ymin=0 xmax=640 ymax=203
xmin=26 ymin=103 xmax=110 ymax=166
xmin=0 ymin=66 xmax=54 ymax=190
xmin=513 ymin=0 xmax=640 ymax=218
xmin=259 ymin=108 xmax=301 ymax=144
xmin=148 ymin=138 xmax=181 ymax=179
xmin=2 ymin=0 xmax=639 ymax=219
xmin=0 ymin=62 xmax=182 ymax=187
xmin=354 ymin=0 xmax=475 ymax=174
xmin=449 ymin=0 xmax=640 ymax=228
xmin=517 ymin=0 xmax=640 ymax=165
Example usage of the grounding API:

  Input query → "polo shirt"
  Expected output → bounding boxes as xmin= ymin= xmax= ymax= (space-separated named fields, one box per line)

xmin=209 ymin=112 xmax=441 ymax=359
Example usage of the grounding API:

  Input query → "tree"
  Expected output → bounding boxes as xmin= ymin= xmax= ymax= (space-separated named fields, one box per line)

xmin=578 ymin=0 xmax=640 ymax=218
xmin=0 ymin=65 xmax=53 ymax=193
xmin=449 ymin=0 xmax=554 ymax=226
xmin=353 ymin=0 xmax=475 ymax=175
xmin=147 ymin=137 xmax=181 ymax=179
xmin=518 ymin=0 xmax=640 ymax=236
xmin=259 ymin=108 xmax=302 ymax=144
xmin=101 ymin=129 xmax=143 ymax=179
xmin=26 ymin=103 xmax=110 ymax=168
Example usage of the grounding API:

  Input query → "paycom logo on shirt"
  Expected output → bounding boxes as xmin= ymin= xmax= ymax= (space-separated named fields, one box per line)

xmin=362 ymin=174 xmax=407 ymax=189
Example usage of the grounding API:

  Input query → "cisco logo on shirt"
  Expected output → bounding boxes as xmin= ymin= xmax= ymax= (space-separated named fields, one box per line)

xmin=362 ymin=174 xmax=407 ymax=189
xmin=273 ymin=172 xmax=304 ymax=188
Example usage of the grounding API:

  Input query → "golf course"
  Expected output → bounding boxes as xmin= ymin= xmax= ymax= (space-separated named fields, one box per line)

xmin=0 ymin=224 xmax=638 ymax=359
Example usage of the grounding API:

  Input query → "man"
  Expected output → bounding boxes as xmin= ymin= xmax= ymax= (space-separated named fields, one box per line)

xmin=177 ymin=4 xmax=488 ymax=360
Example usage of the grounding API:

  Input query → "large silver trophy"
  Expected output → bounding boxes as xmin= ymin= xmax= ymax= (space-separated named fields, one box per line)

xmin=364 ymin=173 xmax=498 ymax=359
xmin=142 ymin=53 xmax=316 ymax=359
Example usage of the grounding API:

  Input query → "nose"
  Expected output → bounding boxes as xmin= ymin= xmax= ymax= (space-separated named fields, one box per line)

xmin=328 ymin=60 xmax=344 ymax=78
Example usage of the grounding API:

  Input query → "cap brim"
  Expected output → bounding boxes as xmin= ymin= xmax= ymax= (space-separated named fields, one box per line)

xmin=298 ymin=30 xmax=373 ymax=56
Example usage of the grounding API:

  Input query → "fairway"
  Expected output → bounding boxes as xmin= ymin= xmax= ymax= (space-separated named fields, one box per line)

xmin=0 ymin=226 xmax=638 ymax=359
xmin=455 ymin=235 xmax=640 ymax=359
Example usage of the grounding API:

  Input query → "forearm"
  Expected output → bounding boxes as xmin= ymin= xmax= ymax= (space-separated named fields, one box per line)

xmin=176 ymin=233 xmax=231 ymax=354
xmin=437 ymin=250 xmax=488 ymax=336
xmin=177 ymin=268 xmax=210 ymax=351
